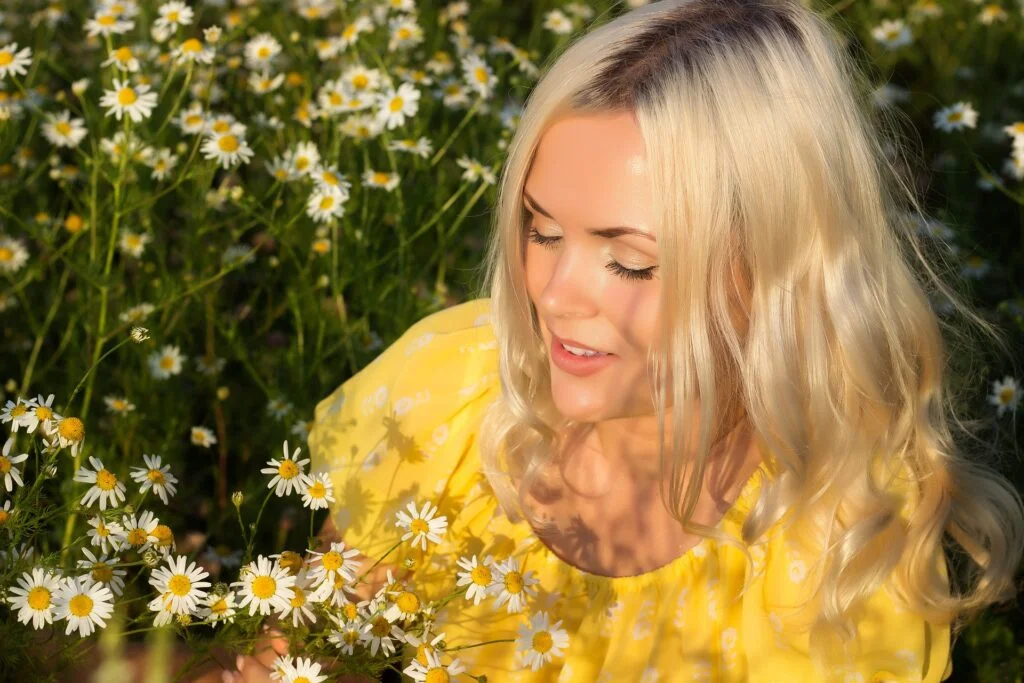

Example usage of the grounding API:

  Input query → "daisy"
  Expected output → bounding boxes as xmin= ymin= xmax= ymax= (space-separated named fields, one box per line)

xmin=288 ymin=141 xmax=320 ymax=176
xmin=960 ymin=254 xmax=991 ymax=278
xmin=989 ymin=376 xmax=1020 ymax=417
xmin=0 ymin=500 xmax=11 ymax=526
xmin=173 ymin=37 xmax=214 ymax=65
xmin=265 ymin=154 xmax=299 ymax=182
xmin=148 ymin=344 xmax=184 ymax=379
xmin=45 ymin=414 xmax=86 ymax=458
xmin=100 ymin=78 xmax=158 ymax=122
xmin=375 ymin=82 xmax=420 ymax=130
xmin=387 ymin=136 xmax=433 ymax=159
xmin=201 ymin=130 xmax=254 ymax=168
xmin=7 ymin=567 xmax=63 ymax=629
xmin=310 ymin=164 xmax=351 ymax=196
xmin=328 ymin=619 xmax=365 ymax=655
xmin=154 ymin=1 xmax=194 ymax=31
xmin=338 ymin=15 xmax=374 ymax=50
xmin=87 ymin=514 xmax=123 ymax=553
xmin=456 ymin=155 xmax=496 ymax=184
xmin=461 ymin=53 xmax=497 ymax=99
xmin=456 ymin=554 xmax=495 ymax=606
xmin=306 ymin=188 xmax=346 ymax=224
xmin=101 ymin=45 xmax=140 ymax=72
xmin=395 ymin=500 xmax=448 ymax=551
xmin=0 ymin=436 xmax=29 ymax=492
xmin=118 ymin=229 xmax=152 ymax=258
xmin=490 ymin=556 xmax=539 ymax=614
xmin=383 ymin=585 xmax=424 ymax=624
xmin=194 ymin=355 xmax=226 ymax=376
xmin=41 ymin=111 xmax=88 ymax=148
xmin=282 ymin=657 xmax=327 ymax=683
xmin=55 ymin=575 xmax=115 ymax=637
xmin=0 ymin=397 xmax=35 ymax=432
xmin=277 ymin=568 xmax=320 ymax=627
xmin=437 ymin=78 xmax=470 ymax=108
xmin=120 ymin=510 xmax=160 ymax=551
xmin=198 ymin=589 xmax=238 ymax=624
xmin=978 ymin=4 xmax=1008 ymax=24
xmin=290 ymin=418 xmax=314 ymax=441
xmin=74 ymin=456 xmax=127 ymax=511
xmin=543 ymin=9 xmax=574 ymax=35
xmin=147 ymin=148 xmax=179 ymax=180
xmin=934 ymin=101 xmax=979 ymax=132
xmin=269 ymin=654 xmax=296 ymax=681
xmin=0 ymin=236 xmax=29 ymax=273
xmin=190 ymin=426 xmax=217 ymax=448
xmin=341 ymin=64 xmax=383 ymax=94
xmin=360 ymin=613 xmax=406 ymax=657
xmin=388 ymin=16 xmax=424 ymax=52
xmin=176 ymin=102 xmax=207 ymax=134
xmin=515 ymin=610 xmax=569 ymax=672
xmin=244 ymin=33 xmax=281 ymax=69
xmin=249 ymin=70 xmax=284 ymax=94
xmin=307 ymin=541 xmax=361 ymax=588
xmin=130 ymin=454 xmax=178 ymax=504
xmin=149 ymin=554 xmax=211 ymax=615
xmin=300 ymin=472 xmax=336 ymax=510
xmin=403 ymin=648 xmax=467 ymax=682
xmin=0 ymin=43 xmax=32 ymax=79
xmin=261 ymin=440 xmax=312 ymax=497
xmin=871 ymin=19 xmax=912 ymax=50
xmin=85 ymin=11 xmax=134 ymax=37
xmin=233 ymin=555 xmax=296 ymax=616
xmin=78 ymin=548 xmax=127 ymax=597
xmin=120 ymin=302 xmax=155 ymax=324
xmin=339 ymin=114 xmax=383 ymax=140
xmin=362 ymin=169 xmax=400 ymax=191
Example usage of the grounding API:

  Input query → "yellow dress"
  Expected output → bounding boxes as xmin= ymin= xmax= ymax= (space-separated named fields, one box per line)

xmin=307 ymin=298 xmax=953 ymax=682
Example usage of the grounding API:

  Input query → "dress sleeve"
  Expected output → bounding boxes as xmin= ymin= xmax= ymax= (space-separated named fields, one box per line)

xmin=306 ymin=298 xmax=498 ymax=565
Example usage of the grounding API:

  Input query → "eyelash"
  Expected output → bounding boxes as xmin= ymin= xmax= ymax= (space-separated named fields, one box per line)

xmin=526 ymin=227 xmax=658 ymax=282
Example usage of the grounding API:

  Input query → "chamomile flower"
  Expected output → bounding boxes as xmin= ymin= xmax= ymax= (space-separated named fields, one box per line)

xmin=120 ymin=510 xmax=160 ymax=551
xmin=543 ymin=9 xmax=574 ymax=35
xmin=306 ymin=188 xmax=346 ymax=223
xmin=249 ymin=69 xmax=285 ymax=94
xmin=387 ymin=136 xmax=433 ymax=159
xmin=176 ymin=102 xmax=207 ymax=134
xmin=360 ymin=613 xmax=406 ymax=657
xmin=515 ymin=610 xmax=569 ymax=672
xmin=148 ymin=344 xmax=184 ymax=379
xmin=55 ymin=575 xmax=115 ymax=637
xmin=102 ymin=45 xmax=140 ymax=72
xmin=456 ymin=155 xmax=496 ymax=184
xmin=0 ymin=43 xmax=32 ymax=79
xmin=0 ymin=397 xmax=35 ymax=432
xmin=233 ymin=555 xmax=296 ymax=616
xmin=85 ymin=10 xmax=134 ymax=37
xmin=265 ymin=154 xmax=299 ymax=182
xmin=154 ymin=1 xmax=193 ymax=31
xmin=244 ymin=33 xmax=281 ymax=69
xmin=118 ymin=229 xmax=152 ymax=258
xmin=130 ymin=454 xmax=178 ymax=504
xmin=120 ymin=302 xmax=155 ymax=324
xmin=0 ymin=236 xmax=29 ymax=274
xmin=288 ymin=141 xmax=320 ymax=176
xmin=933 ymin=101 xmax=979 ymax=132
xmin=277 ymin=568 xmax=320 ymax=627
xmin=261 ymin=440 xmax=312 ymax=497
xmin=490 ymin=556 xmax=539 ymax=614
xmin=7 ymin=567 xmax=63 ymax=629
xmin=149 ymin=554 xmax=211 ymax=615
xmin=300 ymin=472 xmax=335 ymax=510
xmin=362 ymin=169 xmax=400 ymax=191
xmin=173 ymin=37 xmax=214 ymax=65
xmin=78 ymin=548 xmax=127 ymax=597
xmin=282 ymin=657 xmax=327 ymax=683
xmin=328 ymin=619 xmax=365 ymax=655
xmin=338 ymin=15 xmax=374 ymax=50
xmin=147 ymin=148 xmax=179 ymax=180
xmin=456 ymin=554 xmax=495 ymax=606
xmin=201 ymin=130 xmax=254 ymax=168
xmin=383 ymin=585 xmax=425 ymax=624
xmin=0 ymin=436 xmax=28 ymax=492
xmin=403 ymin=648 xmax=467 ymax=682
xmin=87 ymin=514 xmax=124 ymax=553
xmin=190 ymin=426 xmax=218 ymax=448
xmin=198 ymin=589 xmax=238 ymax=624
xmin=100 ymin=78 xmax=158 ymax=122
xmin=461 ymin=53 xmax=497 ymax=99
xmin=74 ymin=456 xmax=128 ymax=511
xmin=375 ymin=82 xmax=420 ymax=130
xmin=310 ymin=165 xmax=351 ymax=196
xmin=395 ymin=500 xmax=448 ymax=551
xmin=989 ymin=376 xmax=1020 ymax=417
xmin=871 ymin=19 xmax=912 ymax=50
xmin=0 ymin=500 xmax=11 ymax=526
xmin=307 ymin=541 xmax=361 ymax=588
xmin=41 ymin=111 xmax=88 ymax=148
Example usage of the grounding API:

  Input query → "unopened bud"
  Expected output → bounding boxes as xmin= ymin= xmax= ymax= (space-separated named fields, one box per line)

xmin=231 ymin=491 xmax=243 ymax=508
xmin=130 ymin=326 xmax=150 ymax=343
xmin=142 ymin=549 xmax=161 ymax=568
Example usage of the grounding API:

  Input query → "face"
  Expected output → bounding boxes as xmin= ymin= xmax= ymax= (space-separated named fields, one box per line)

xmin=523 ymin=111 xmax=662 ymax=423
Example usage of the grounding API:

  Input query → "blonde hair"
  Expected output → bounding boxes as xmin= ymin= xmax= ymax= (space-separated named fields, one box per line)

xmin=474 ymin=0 xmax=1024 ymax=668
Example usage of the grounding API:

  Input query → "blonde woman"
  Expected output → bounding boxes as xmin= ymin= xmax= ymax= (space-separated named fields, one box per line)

xmin=228 ymin=0 xmax=1024 ymax=680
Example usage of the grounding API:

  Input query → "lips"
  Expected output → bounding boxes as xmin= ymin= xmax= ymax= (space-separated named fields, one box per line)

xmin=551 ymin=335 xmax=609 ymax=355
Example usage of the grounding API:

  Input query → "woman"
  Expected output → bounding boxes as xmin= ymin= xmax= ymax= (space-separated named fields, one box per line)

xmin=231 ymin=0 xmax=1024 ymax=679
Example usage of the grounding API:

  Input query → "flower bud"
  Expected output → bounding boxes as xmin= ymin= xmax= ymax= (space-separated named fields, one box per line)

xmin=231 ymin=491 xmax=243 ymax=508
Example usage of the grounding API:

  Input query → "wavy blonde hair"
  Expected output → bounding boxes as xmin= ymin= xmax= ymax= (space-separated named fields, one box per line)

xmin=474 ymin=0 xmax=1024 ymax=668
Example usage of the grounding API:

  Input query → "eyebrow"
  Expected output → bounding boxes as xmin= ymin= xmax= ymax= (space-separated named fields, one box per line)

xmin=523 ymin=190 xmax=656 ymax=242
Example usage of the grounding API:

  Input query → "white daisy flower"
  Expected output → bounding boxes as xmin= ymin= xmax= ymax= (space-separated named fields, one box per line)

xmin=261 ymin=440 xmax=312 ymax=497
xmin=871 ymin=19 xmax=912 ymax=49
xmin=989 ymin=376 xmax=1020 ymax=417
xmin=375 ymin=82 xmax=420 ymax=130
xmin=244 ymin=33 xmax=282 ymax=69
xmin=154 ymin=1 xmax=193 ymax=31
xmin=7 ymin=567 xmax=63 ymax=629
xmin=382 ymin=585 xmax=425 ymax=624
xmin=0 ymin=500 xmax=11 ymax=526
xmin=395 ymin=500 xmax=448 ymax=551
xmin=119 ymin=302 xmax=155 ymax=324
xmin=198 ymin=589 xmax=238 ymax=624
xmin=403 ymin=648 xmax=467 ymax=682
xmin=41 ymin=110 xmax=88 ymax=148
xmin=310 ymin=164 xmax=351 ymax=196
xmin=0 ymin=436 xmax=29 ymax=493
xmin=387 ymin=136 xmax=433 ymax=159
xmin=147 ymin=148 xmax=179 ymax=180
xmin=46 ymin=413 xmax=86 ymax=458
xmin=288 ymin=141 xmax=320 ymax=176
xmin=190 ymin=426 xmax=218 ymax=448
xmin=455 ymin=554 xmax=495 ymax=606
xmin=74 ymin=456 xmax=127 ymax=511
xmin=78 ymin=548 xmax=127 ymax=597
xmin=362 ymin=168 xmax=400 ymax=191
xmin=388 ymin=15 xmax=423 ymax=51
xmin=339 ymin=113 xmax=384 ymax=140
xmin=300 ymin=472 xmax=336 ymax=510
xmin=341 ymin=64 xmax=382 ymax=93
xmin=87 ymin=514 xmax=123 ymax=553
xmin=490 ymin=556 xmax=539 ymax=614
xmin=282 ymin=657 xmax=327 ymax=683
xmin=119 ymin=510 xmax=160 ymax=551
xmin=130 ymin=454 xmax=178 ymax=504
xmin=290 ymin=418 xmax=313 ymax=441
xmin=933 ymin=101 xmax=979 ymax=132
xmin=360 ymin=613 xmax=406 ymax=657
xmin=176 ymin=102 xmax=207 ymax=134
xmin=100 ymin=78 xmax=158 ymax=122
xmin=148 ymin=344 xmax=184 ymax=379
xmin=328 ymin=619 xmax=365 ymax=655
xmin=338 ymin=15 xmax=374 ymax=50
xmin=277 ymin=568 xmax=320 ymax=628
xmin=24 ymin=392 xmax=58 ymax=436
xmin=233 ymin=555 xmax=296 ymax=616
xmin=266 ymin=398 xmax=294 ymax=420
xmin=515 ymin=610 xmax=569 ymax=672
xmin=201 ymin=130 xmax=254 ymax=169
xmin=249 ymin=69 xmax=284 ymax=95
xmin=960 ymin=254 xmax=991 ymax=278
xmin=118 ymin=229 xmax=152 ymax=258
xmin=978 ymin=4 xmax=1008 ymax=24
xmin=307 ymin=541 xmax=361 ymax=589
xmin=543 ymin=9 xmax=574 ymax=35
xmin=0 ymin=236 xmax=29 ymax=274
xmin=306 ymin=188 xmax=346 ymax=224
xmin=461 ymin=53 xmax=497 ymax=99
xmin=101 ymin=45 xmax=140 ymax=72
xmin=173 ymin=37 xmax=214 ymax=65
xmin=0 ymin=43 xmax=32 ymax=79
xmin=456 ymin=155 xmax=496 ymax=185
xmin=0 ymin=397 xmax=36 ymax=432
xmin=84 ymin=11 xmax=134 ymax=38
xmin=55 ymin=575 xmax=115 ymax=637
xmin=265 ymin=154 xmax=299 ymax=182
xmin=149 ymin=554 xmax=211 ymax=615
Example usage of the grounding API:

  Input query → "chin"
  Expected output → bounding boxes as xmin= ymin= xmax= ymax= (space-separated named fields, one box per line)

xmin=550 ymin=385 xmax=609 ymax=423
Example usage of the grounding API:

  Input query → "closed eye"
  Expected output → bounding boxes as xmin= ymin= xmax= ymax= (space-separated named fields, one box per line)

xmin=526 ymin=227 xmax=657 ymax=282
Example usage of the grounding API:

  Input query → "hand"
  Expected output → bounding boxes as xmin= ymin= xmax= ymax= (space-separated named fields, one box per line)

xmin=221 ymin=626 xmax=289 ymax=683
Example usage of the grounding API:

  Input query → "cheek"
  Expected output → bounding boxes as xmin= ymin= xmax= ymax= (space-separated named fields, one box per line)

xmin=523 ymin=243 xmax=551 ymax=300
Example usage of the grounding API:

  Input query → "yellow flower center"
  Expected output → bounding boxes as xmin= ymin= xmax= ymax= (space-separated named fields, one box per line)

xmin=295 ymin=157 xmax=310 ymax=171
xmin=328 ymin=91 xmax=343 ymax=106
xmin=212 ymin=120 xmax=230 ymax=133
xmin=290 ymin=586 xmax=306 ymax=608
xmin=10 ymin=404 xmax=27 ymax=420
xmin=27 ymin=587 xmax=51 ymax=610
xmin=127 ymin=528 xmax=148 ymax=545
xmin=425 ymin=670 xmax=450 ymax=683
xmin=321 ymin=551 xmax=342 ymax=572
xmin=471 ymin=565 xmax=491 ymax=586
xmin=167 ymin=10 xmax=180 ymax=22
xmin=147 ymin=469 xmax=166 ymax=485
xmin=209 ymin=597 xmax=228 ymax=614
xmin=56 ymin=121 xmax=72 ymax=135
xmin=69 ymin=593 xmax=94 ymax=617
xmin=59 ymin=417 xmax=84 ymax=440
xmin=343 ymin=25 xmax=357 ymax=40
xmin=0 ymin=52 xmax=12 ymax=67
xmin=95 ymin=522 xmax=109 ymax=538
xmin=342 ymin=602 xmax=358 ymax=620
xmin=96 ymin=469 xmax=118 ymax=491
xmin=0 ymin=456 xmax=10 ymax=474
xmin=168 ymin=574 xmax=192 ymax=596
xmin=294 ymin=678 xmax=310 ymax=683
xmin=279 ymin=551 xmax=303 ymax=575
xmin=251 ymin=575 xmax=277 ymax=599
xmin=373 ymin=172 xmax=390 ymax=184
xmin=0 ymin=509 xmax=8 ymax=524
xmin=185 ymin=114 xmax=203 ymax=127
xmin=117 ymin=87 xmax=137 ymax=105
xmin=398 ymin=28 xmax=411 ymax=40
xmin=308 ymin=481 xmax=327 ymax=498
xmin=389 ymin=96 xmax=404 ymax=112
xmin=92 ymin=563 xmax=114 ymax=584
xmin=278 ymin=459 xmax=299 ymax=479
xmin=35 ymin=406 xmax=52 ymax=421
xmin=505 ymin=571 xmax=523 ymax=594
xmin=181 ymin=39 xmax=202 ymax=54
xmin=1000 ymin=387 xmax=1015 ymax=403
xmin=318 ymin=196 xmax=334 ymax=210
xmin=98 ymin=15 xmax=116 ymax=27
xmin=153 ymin=525 xmax=174 ymax=546
xmin=257 ymin=46 xmax=270 ymax=59
xmin=475 ymin=67 xmax=488 ymax=83
xmin=396 ymin=591 xmax=419 ymax=614
xmin=218 ymin=135 xmax=239 ymax=152
xmin=160 ymin=355 xmax=175 ymax=369
xmin=410 ymin=519 xmax=430 ymax=535
xmin=113 ymin=46 xmax=132 ymax=62
xmin=370 ymin=615 xmax=390 ymax=637
xmin=532 ymin=630 xmax=553 ymax=654
xmin=352 ymin=74 xmax=368 ymax=89
xmin=126 ymin=235 xmax=141 ymax=248
xmin=949 ymin=112 xmax=963 ymax=122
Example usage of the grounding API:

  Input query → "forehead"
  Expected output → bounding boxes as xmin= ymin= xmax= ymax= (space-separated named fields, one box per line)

xmin=524 ymin=111 xmax=651 ymax=220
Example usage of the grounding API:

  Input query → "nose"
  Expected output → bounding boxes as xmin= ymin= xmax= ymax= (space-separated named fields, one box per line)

xmin=535 ymin=247 xmax=600 ymax=321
